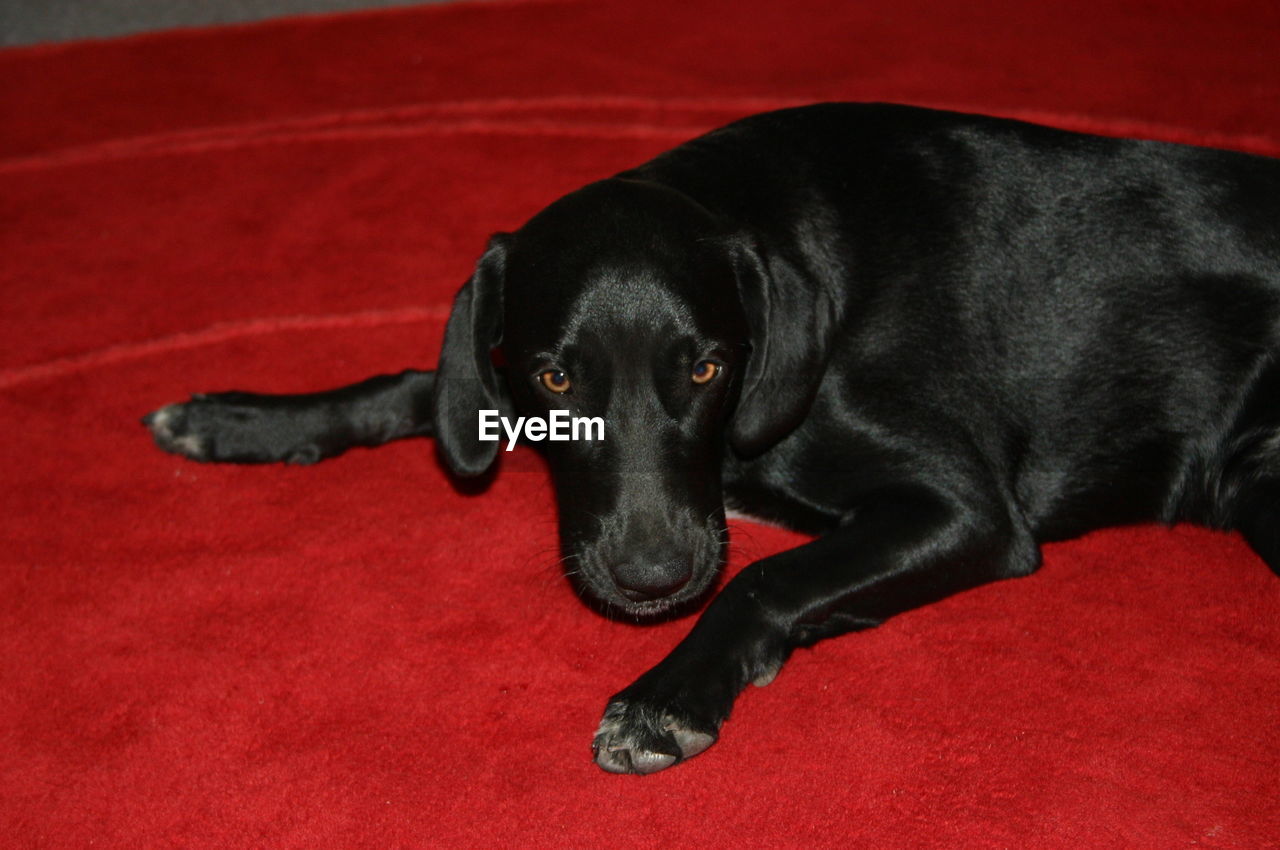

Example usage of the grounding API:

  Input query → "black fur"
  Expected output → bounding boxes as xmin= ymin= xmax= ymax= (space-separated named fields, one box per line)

xmin=144 ymin=103 xmax=1280 ymax=774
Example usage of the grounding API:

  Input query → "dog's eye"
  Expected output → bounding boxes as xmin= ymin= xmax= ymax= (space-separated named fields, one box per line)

xmin=691 ymin=360 xmax=721 ymax=385
xmin=539 ymin=370 xmax=572 ymax=393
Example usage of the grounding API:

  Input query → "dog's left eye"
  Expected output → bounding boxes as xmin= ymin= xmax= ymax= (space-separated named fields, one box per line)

xmin=539 ymin=370 xmax=572 ymax=393
xmin=691 ymin=360 xmax=721 ymax=385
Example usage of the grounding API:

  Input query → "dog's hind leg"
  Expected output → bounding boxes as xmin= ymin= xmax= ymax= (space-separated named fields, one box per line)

xmin=143 ymin=370 xmax=436 ymax=465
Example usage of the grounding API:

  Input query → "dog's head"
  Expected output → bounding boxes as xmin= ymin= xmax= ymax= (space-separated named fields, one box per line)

xmin=432 ymin=178 xmax=832 ymax=618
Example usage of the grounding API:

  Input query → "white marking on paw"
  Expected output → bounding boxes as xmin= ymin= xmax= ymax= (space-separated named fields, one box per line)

xmin=752 ymin=662 xmax=781 ymax=687
xmin=172 ymin=433 xmax=207 ymax=458
xmin=594 ymin=711 xmax=625 ymax=742
xmin=148 ymin=405 xmax=175 ymax=435
xmin=664 ymin=721 xmax=715 ymax=758
xmin=147 ymin=403 xmax=208 ymax=459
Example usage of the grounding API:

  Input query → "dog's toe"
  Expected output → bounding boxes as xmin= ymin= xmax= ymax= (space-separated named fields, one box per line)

xmin=669 ymin=725 xmax=716 ymax=757
xmin=591 ymin=699 xmax=717 ymax=774
xmin=144 ymin=402 xmax=212 ymax=460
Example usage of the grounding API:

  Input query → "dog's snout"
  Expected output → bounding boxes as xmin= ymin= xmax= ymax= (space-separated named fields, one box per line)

xmin=612 ymin=559 xmax=693 ymax=602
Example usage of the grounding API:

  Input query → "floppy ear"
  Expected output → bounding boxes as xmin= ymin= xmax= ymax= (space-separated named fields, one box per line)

xmin=432 ymin=234 xmax=511 ymax=477
xmin=726 ymin=234 xmax=840 ymax=457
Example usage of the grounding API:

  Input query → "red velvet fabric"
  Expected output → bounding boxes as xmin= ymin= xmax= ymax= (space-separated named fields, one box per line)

xmin=2 ymin=1 xmax=1278 ymax=846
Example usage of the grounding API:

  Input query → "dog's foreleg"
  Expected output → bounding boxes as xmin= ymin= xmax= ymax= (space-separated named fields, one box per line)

xmin=143 ymin=370 xmax=436 ymax=465
xmin=592 ymin=483 xmax=1039 ymax=774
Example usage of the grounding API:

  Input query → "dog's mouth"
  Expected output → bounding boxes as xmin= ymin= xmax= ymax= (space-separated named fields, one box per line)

xmin=603 ymin=580 xmax=716 ymax=621
xmin=573 ymin=573 xmax=719 ymax=622
xmin=564 ymin=521 xmax=728 ymax=623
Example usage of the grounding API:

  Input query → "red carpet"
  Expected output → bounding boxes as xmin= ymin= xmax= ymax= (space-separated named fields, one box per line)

xmin=2 ymin=1 xmax=1278 ymax=846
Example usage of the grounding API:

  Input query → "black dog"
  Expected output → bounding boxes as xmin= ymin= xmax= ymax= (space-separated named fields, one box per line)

xmin=145 ymin=103 xmax=1280 ymax=774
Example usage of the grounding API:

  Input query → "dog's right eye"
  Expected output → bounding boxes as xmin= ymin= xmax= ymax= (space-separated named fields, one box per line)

xmin=691 ymin=360 xmax=721 ymax=385
xmin=539 ymin=370 xmax=572 ymax=393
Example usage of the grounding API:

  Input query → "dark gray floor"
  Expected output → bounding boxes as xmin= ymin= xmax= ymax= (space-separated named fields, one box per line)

xmin=0 ymin=0 xmax=457 ymax=47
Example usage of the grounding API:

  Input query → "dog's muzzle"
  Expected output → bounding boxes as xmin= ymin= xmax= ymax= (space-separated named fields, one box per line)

xmin=565 ymin=511 xmax=727 ymax=618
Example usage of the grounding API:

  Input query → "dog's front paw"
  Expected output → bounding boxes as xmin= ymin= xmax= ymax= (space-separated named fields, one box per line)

xmin=592 ymin=699 xmax=718 ymax=774
xmin=142 ymin=394 xmax=323 ymax=465
xmin=143 ymin=399 xmax=219 ymax=461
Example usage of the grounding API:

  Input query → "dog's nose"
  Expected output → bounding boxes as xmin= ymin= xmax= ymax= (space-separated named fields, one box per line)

xmin=613 ymin=560 xmax=692 ymax=602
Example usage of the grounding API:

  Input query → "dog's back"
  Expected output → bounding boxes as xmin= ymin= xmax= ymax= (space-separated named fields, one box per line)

xmin=632 ymin=103 xmax=1280 ymax=558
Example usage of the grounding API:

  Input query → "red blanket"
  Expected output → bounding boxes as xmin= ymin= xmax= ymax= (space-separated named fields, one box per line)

xmin=2 ymin=1 xmax=1277 ymax=846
